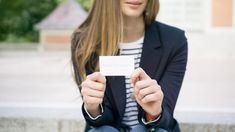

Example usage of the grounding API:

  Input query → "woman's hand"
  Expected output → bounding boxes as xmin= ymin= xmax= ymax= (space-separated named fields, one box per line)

xmin=81 ymin=72 xmax=106 ymax=117
xmin=131 ymin=68 xmax=163 ymax=117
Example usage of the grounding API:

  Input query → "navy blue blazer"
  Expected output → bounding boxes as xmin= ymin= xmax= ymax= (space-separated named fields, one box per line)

xmin=73 ymin=21 xmax=188 ymax=132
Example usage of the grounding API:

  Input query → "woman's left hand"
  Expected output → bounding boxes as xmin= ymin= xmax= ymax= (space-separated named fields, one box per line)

xmin=130 ymin=68 xmax=163 ymax=117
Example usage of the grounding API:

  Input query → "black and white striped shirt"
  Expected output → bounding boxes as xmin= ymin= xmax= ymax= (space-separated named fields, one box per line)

xmin=119 ymin=36 xmax=144 ymax=128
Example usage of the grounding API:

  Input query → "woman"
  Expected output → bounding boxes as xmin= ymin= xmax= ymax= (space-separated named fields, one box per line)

xmin=71 ymin=0 xmax=188 ymax=131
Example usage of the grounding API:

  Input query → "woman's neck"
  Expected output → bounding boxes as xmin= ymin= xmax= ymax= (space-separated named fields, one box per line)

xmin=122 ymin=16 xmax=145 ymax=43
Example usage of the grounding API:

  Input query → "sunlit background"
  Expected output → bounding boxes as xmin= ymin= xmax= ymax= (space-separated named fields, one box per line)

xmin=0 ymin=0 xmax=234 ymax=131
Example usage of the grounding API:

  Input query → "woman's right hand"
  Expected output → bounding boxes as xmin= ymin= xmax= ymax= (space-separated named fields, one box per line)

xmin=81 ymin=72 xmax=106 ymax=117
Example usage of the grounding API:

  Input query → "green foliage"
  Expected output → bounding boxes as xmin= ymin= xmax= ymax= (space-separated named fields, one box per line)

xmin=77 ymin=0 xmax=92 ymax=11
xmin=0 ymin=0 xmax=92 ymax=43
xmin=0 ymin=0 xmax=58 ymax=42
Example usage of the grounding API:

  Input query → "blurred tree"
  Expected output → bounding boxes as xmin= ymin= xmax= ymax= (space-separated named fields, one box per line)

xmin=0 ymin=0 xmax=58 ymax=42
xmin=77 ymin=0 xmax=92 ymax=11
xmin=56 ymin=0 xmax=92 ymax=11
xmin=0 ymin=0 xmax=91 ymax=43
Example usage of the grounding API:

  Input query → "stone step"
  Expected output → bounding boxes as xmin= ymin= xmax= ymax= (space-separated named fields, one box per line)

xmin=0 ymin=118 xmax=235 ymax=132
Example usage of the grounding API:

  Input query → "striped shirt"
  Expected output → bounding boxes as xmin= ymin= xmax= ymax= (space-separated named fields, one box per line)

xmin=119 ymin=36 xmax=144 ymax=129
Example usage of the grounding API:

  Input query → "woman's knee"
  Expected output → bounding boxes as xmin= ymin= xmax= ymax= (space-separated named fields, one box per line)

xmin=131 ymin=125 xmax=168 ymax=132
xmin=88 ymin=125 xmax=119 ymax=132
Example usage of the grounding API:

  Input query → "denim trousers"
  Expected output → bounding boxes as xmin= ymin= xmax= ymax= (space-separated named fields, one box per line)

xmin=88 ymin=125 xmax=168 ymax=132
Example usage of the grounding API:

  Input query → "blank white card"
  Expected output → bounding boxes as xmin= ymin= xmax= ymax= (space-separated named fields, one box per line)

xmin=99 ymin=56 xmax=135 ymax=76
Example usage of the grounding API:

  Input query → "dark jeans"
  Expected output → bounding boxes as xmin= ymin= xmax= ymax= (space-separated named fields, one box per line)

xmin=88 ymin=125 xmax=168 ymax=132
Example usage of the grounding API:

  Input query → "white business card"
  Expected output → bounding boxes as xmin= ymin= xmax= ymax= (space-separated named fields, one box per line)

xmin=99 ymin=56 xmax=135 ymax=76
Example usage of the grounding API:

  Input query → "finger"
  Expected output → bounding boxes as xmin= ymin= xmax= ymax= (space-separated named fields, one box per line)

xmin=81 ymin=86 xmax=104 ymax=98
xmin=141 ymin=93 xmax=157 ymax=103
xmin=135 ymin=79 xmax=157 ymax=92
xmin=86 ymin=72 xmax=106 ymax=84
xmin=130 ymin=68 xmax=150 ymax=84
xmin=83 ymin=95 xmax=103 ymax=105
xmin=131 ymin=76 xmax=140 ymax=87
xmin=141 ymin=91 xmax=163 ymax=104
xmin=137 ymin=85 xmax=157 ymax=100
xmin=81 ymin=79 xmax=105 ymax=91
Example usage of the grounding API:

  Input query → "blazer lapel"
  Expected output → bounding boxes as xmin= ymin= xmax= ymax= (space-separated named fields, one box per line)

xmin=105 ymin=23 xmax=163 ymax=118
xmin=140 ymin=23 xmax=163 ymax=79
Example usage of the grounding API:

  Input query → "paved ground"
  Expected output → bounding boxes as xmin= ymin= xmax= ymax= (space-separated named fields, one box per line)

xmin=0 ymin=33 xmax=235 ymax=131
xmin=0 ymin=50 xmax=83 ymax=119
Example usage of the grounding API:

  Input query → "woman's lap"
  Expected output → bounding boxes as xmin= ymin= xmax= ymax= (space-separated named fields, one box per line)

xmin=88 ymin=125 xmax=119 ymax=132
xmin=131 ymin=125 xmax=168 ymax=132
xmin=88 ymin=125 xmax=168 ymax=132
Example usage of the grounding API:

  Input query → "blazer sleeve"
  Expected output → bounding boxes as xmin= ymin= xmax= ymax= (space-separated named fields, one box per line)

xmin=81 ymin=80 xmax=115 ymax=127
xmin=71 ymin=32 xmax=115 ymax=127
xmin=140 ymin=32 xmax=188 ymax=131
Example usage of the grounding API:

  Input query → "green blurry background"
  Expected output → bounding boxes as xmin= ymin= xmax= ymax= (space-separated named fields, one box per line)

xmin=0 ymin=0 xmax=91 ymax=43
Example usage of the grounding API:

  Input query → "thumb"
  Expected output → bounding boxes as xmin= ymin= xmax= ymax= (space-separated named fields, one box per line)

xmin=130 ymin=68 xmax=150 ymax=84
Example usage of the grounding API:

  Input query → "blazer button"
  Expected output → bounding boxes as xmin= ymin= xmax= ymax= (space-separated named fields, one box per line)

xmin=150 ymin=128 xmax=155 ymax=132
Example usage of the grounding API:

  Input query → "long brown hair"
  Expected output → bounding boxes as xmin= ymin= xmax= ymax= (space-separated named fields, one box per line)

xmin=71 ymin=0 xmax=160 ymax=87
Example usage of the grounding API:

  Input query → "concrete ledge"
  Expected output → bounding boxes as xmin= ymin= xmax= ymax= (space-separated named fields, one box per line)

xmin=0 ymin=118 xmax=85 ymax=132
xmin=180 ymin=123 xmax=235 ymax=132
xmin=1 ymin=104 xmax=235 ymax=132
xmin=1 ymin=118 xmax=235 ymax=132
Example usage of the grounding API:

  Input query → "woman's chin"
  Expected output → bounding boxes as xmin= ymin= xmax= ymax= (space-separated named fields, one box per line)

xmin=123 ymin=11 xmax=143 ymax=19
